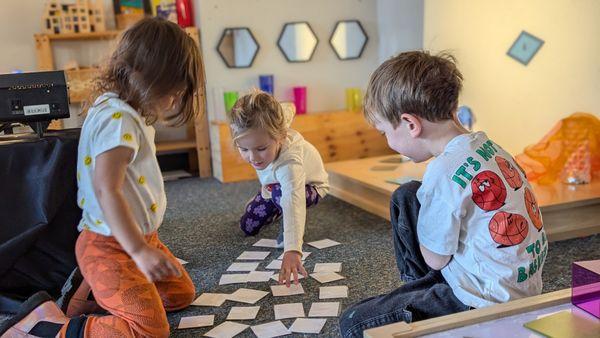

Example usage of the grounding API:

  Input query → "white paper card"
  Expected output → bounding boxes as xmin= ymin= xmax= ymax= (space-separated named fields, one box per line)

xmin=271 ymin=283 xmax=305 ymax=297
xmin=319 ymin=285 xmax=348 ymax=299
xmin=176 ymin=257 xmax=188 ymax=265
xmin=310 ymin=272 xmax=346 ymax=284
xmin=226 ymin=288 xmax=269 ymax=304
xmin=219 ymin=274 xmax=249 ymax=285
xmin=227 ymin=262 xmax=260 ymax=272
xmin=313 ymin=263 xmax=342 ymax=273
xmin=205 ymin=321 xmax=249 ymax=338
xmin=274 ymin=303 xmax=305 ymax=320
xmin=277 ymin=252 xmax=311 ymax=260
xmin=247 ymin=271 xmax=275 ymax=282
xmin=227 ymin=306 xmax=261 ymax=320
xmin=289 ymin=318 xmax=327 ymax=334
xmin=191 ymin=293 xmax=227 ymax=307
xmin=237 ymin=251 xmax=271 ymax=261
xmin=251 ymin=321 xmax=291 ymax=338
xmin=265 ymin=260 xmax=282 ymax=270
xmin=270 ymin=274 xmax=305 ymax=282
xmin=177 ymin=315 xmax=214 ymax=329
xmin=253 ymin=239 xmax=279 ymax=248
xmin=308 ymin=302 xmax=340 ymax=317
xmin=307 ymin=239 xmax=341 ymax=249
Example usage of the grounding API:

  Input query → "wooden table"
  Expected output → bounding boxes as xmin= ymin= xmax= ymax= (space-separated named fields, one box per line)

xmin=364 ymin=289 xmax=589 ymax=337
xmin=326 ymin=156 xmax=600 ymax=242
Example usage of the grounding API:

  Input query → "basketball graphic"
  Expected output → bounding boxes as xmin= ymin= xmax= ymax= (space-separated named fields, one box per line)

xmin=495 ymin=156 xmax=523 ymax=190
xmin=524 ymin=187 xmax=543 ymax=231
xmin=489 ymin=211 xmax=529 ymax=247
xmin=471 ymin=170 xmax=507 ymax=211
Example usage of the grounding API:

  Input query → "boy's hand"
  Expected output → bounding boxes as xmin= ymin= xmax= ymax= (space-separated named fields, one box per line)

xmin=279 ymin=251 xmax=308 ymax=287
xmin=131 ymin=245 xmax=181 ymax=282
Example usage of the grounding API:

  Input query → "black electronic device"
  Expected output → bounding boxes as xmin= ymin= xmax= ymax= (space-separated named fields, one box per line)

xmin=0 ymin=71 xmax=70 ymax=137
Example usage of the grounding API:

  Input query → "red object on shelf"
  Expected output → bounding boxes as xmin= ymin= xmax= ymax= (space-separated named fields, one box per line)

xmin=176 ymin=0 xmax=194 ymax=28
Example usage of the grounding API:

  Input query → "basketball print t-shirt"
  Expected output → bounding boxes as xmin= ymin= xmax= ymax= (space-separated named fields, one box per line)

xmin=416 ymin=132 xmax=547 ymax=308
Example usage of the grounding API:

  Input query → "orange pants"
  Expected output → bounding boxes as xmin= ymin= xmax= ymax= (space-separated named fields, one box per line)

xmin=61 ymin=230 xmax=195 ymax=337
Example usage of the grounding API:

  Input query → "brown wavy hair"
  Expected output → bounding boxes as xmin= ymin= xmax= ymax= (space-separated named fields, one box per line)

xmin=364 ymin=50 xmax=463 ymax=128
xmin=85 ymin=17 xmax=204 ymax=126
xmin=227 ymin=90 xmax=287 ymax=142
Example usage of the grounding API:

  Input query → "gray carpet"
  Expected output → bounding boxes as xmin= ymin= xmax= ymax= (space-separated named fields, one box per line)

xmin=2 ymin=177 xmax=599 ymax=337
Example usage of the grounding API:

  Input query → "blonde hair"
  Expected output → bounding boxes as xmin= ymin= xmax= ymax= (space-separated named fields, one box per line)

xmin=227 ymin=90 xmax=294 ymax=142
xmin=364 ymin=50 xmax=463 ymax=128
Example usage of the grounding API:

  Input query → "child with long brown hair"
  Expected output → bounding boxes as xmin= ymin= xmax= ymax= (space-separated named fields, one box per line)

xmin=0 ymin=17 xmax=203 ymax=338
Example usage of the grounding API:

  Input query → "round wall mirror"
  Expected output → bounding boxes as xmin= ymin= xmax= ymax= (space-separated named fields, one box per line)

xmin=329 ymin=20 xmax=368 ymax=60
xmin=277 ymin=22 xmax=318 ymax=63
xmin=217 ymin=27 xmax=259 ymax=68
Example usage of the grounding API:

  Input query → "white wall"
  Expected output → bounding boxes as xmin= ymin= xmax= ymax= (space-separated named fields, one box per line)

xmin=423 ymin=0 xmax=600 ymax=154
xmin=376 ymin=0 xmax=423 ymax=63
xmin=195 ymin=0 xmax=380 ymax=121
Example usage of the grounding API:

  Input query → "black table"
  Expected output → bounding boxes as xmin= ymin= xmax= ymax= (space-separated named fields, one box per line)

xmin=0 ymin=129 xmax=81 ymax=312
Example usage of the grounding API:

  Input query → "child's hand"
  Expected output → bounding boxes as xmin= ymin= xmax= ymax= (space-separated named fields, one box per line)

xmin=279 ymin=251 xmax=308 ymax=287
xmin=131 ymin=245 xmax=182 ymax=282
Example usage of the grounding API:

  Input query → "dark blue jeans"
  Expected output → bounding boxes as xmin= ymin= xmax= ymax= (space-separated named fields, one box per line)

xmin=339 ymin=181 xmax=470 ymax=338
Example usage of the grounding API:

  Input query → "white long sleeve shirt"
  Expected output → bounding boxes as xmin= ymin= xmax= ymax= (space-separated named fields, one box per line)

xmin=256 ymin=129 xmax=329 ymax=252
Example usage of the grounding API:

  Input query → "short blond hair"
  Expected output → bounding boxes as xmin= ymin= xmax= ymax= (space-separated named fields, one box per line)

xmin=364 ymin=50 xmax=463 ymax=128
xmin=227 ymin=90 xmax=288 ymax=142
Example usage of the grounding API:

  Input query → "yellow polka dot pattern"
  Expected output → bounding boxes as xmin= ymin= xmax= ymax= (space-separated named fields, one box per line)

xmin=80 ymin=198 xmax=85 ymax=207
xmin=77 ymin=172 xmax=81 ymax=182
xmin=95 ymin=219 xmax=103 ymax=225
xmin=150 ymin=203 xmax=158 ymax=213
xmin=112 ymin=112 xmax=122 ymax=119
xmin=138 ymin=176 xmax=146 ymax=185
xmin=122 ymin=133 xmax=133 ymax=142
xmin=84 ymin=156 xmax=92 ymax=166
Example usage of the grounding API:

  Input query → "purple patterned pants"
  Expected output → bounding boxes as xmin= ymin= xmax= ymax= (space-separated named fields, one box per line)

xmin=240 ymin=184 xmax=320 ymax=236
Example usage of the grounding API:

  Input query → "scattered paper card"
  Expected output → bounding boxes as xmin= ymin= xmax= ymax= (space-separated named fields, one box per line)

xmin=205 ymin=321 xmax=249 ymax=338
xmin=219 ymin=274 xmax=249 ymax=285
xmin=227 ymin=262 xmax=260 ymax=272
xmin=177 ymin=315 xmax=214 ymax=329
xmin=265 ymin=260 xmax=282 ymax=270
xmin=274 ymin=303 xmax=305 ymax=320
xmin=370 ymin=165 xmax=398 ymax=171
xmin=277 ymin=251 xmax=311 ymax=260
xmin=385 ymin=176 xmax=418 ymax=185
xmin=237 ymin=251 xmax=271 ymax=261
xmin=290 ymin=318 xmax=327 ymax=334
xmin=253 ymin=239 xmax=279 ymax=248
xmin=176 ymin=257 xmax=188 ymax=265
xmin=227 ymin=306 xmax=261 ymax=321
xmin=248 ymin=271 xmax=275 ymax=282
xmin=251 ymin=321 xmax=291 ymax=338
xmin=191 ymin=293 xmax=227 ymax=307
xmin=226 ymin=288 xmax=269 ymax=304
xmin=307 ymin=239 xmax=341 ymax=249
xmin=271 ymin=283 xmax=305 ymax=297
xmin=310 ymin=272 xmax=346 ymax=284
xmin=308 ymin=302 xmax=340 ymax=317
xmin=314 ymin=263 xmax=342 ymax=273
xmin=319 ymin=285 xmax=348 ymax=299
xmin=270 ymin=274 xmax=305 ymax=283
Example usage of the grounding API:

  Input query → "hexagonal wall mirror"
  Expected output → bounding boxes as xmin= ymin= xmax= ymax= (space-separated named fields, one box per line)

xmin=329 ymin=20 xmax=368 ymax=60
xmin=277 ymin=22 xmax=318 ymax=62
xmin=217 ymin=27 xmax=259 ymax=68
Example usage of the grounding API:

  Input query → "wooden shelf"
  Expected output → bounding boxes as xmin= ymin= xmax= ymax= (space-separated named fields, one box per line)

xmin=156 ymin=139 xmax=197 ymax=153
xmin=34 ymin=26 xmax=212 ymax=178
xmin=35 ymin=30 xmax=121 ymax=41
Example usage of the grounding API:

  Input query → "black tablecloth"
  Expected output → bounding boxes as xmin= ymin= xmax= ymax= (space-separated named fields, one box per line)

xmin=0 ymin=129 xmax=81 ymax=311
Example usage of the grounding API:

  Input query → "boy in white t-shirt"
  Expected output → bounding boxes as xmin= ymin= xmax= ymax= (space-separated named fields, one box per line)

xmin=339 ymin=51 xmax=547 ymax=337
